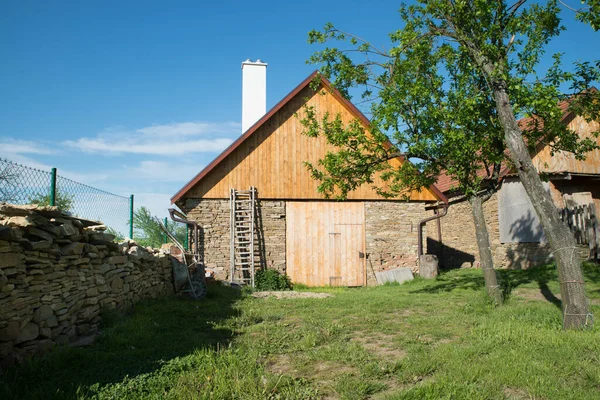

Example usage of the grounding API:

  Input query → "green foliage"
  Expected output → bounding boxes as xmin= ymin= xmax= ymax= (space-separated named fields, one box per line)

xmin=105 ymin=226 xmax=125 ymax=242
xmin=2 ymin=264 xmax=600 ymax=399
xmin=575 ymin=0 xmax=600 ymax=30
xmin=255 ymin=269 xmax=292 ymax=291
xmin=28 ymin=191 xmax=74 ymax=211
xmin=133 ymin=206 xmax=186 ymax=248
xmin=290 ymin=282 xmax=309 ymax=290
xmin=334 ymin=374 xmax=387 ymax=399
xmin=303 ymin=1 xmax=600 ymax=201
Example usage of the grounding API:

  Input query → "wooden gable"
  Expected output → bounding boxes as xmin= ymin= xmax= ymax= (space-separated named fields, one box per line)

xmin=532 ymin=115 xmax=600 ymax=174
xmin=172 ymin=73 xmax=443 ymax=203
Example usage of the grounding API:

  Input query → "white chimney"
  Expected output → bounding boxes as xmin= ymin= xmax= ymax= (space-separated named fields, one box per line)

xmin=241 ymin=59 xmax=267 ymax=133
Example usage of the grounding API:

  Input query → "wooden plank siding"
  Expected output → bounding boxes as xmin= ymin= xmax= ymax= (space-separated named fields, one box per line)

xmin=532 ymin=116 xmax=600 ymax=174
xmin=286 ymin=202 xmax=366 ymax=286
xmin=185 ymin=84 xmax=438 ymax=201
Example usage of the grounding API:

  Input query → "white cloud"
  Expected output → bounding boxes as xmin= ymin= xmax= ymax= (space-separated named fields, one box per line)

xmin=133 ymin=192 xmax=174 ymax=219
xmin=0 ymin=152 xmax=53 ymax=171
xmin=125 ymin=160 xmax=203 ymax=183
xmin=0 ymin=138 xmax=109 ymax=185
xmin=58 ymin=170 xmax=111 ymax=185
xmin=0 ymin=138 xmax=57 ymax=156
xmin=136 ymin=122 xmax=240 ymax=137
xmin=64 ymin=121 xmax=240 ymax=155
xmin=66 ymin=137 xmax=233 ymax=155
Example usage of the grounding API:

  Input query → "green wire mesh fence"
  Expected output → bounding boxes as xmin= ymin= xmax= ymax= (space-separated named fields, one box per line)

xmin=0 ymin=157 xmax=133 ymax=238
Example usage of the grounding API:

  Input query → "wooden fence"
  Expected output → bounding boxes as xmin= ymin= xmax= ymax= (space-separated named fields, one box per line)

xmin=560 ymin=203 xmax=600 ymax=261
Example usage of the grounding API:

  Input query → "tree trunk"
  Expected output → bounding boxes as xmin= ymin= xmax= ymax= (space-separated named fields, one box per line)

xmin=469 ymin=194 xmax=503 ymax=305
xmin=493 ymin=87 xmax=591 ymax=329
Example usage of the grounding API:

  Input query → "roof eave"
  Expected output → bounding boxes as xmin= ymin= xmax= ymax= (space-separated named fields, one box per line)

xmin=171 ymin=71 xmax=447 ymax=204
xmin=171 ymin=71 xmax=321 ymax=204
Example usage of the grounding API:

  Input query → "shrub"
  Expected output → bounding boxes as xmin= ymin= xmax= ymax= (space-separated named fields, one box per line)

xmin=255 ymin=269 xmax=292 ymax=291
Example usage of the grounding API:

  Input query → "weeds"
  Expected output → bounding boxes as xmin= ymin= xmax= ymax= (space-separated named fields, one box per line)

xmin=1 ymin=263 xmax=600 ymax=399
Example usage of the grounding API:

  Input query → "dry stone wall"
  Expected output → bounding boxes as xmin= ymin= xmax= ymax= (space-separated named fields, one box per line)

xmin=364 ymin=201 xmax=430 ymax=285
xmin=183 ymin=198 xmax=434 ymax=286
xmin=185 ymin=199 xmax=230 ymax=278
xmin=426 ymin=193 xmax=552 ymax=269
xmin=256 ymin=200 xmax=286 ymax=272
xmin=0 ymin=203 xmax=175 ymax=368
xmin=184 ymin=199 xmax=286 ymax=281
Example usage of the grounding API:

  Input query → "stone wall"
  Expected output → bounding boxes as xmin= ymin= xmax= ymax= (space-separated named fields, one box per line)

xmin=426 ymin=193 xmax=552 ymax=269
xmin=184 ymin=198 xmax=432 ymax=286
xmin=256 ymin=200 xmax=286 ymax=272
xmin=184 ymin=199 xmax=229 ymax=279
xmin=184 ymin=199 xmax=286 ymax=281
xmin=364 ymin=201 xmax=430 ymax=285
xmin=0 ymin=203 xmax=175 ymax=367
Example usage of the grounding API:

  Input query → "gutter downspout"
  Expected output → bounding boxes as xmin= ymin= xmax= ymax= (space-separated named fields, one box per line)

xmin=168 ymin=208 xmax=200 ymax=261
xmin=417 ymin=202 xmax=448 ymax=258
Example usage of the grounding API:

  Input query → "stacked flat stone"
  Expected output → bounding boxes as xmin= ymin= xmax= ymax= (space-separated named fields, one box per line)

xmin=185 ymin=199 xmax=286 ymax=280
xmin=182 ymin=199 xmax=429 ymax=286
xmin=0 ymin=203 xmax=175 ymax=368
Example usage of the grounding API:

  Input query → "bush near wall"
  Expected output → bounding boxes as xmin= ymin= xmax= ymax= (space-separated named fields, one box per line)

xmin=0 ymin=203 xmax=176 ymax=368
xmin=255 ymin=269 xmax=292 ymax=291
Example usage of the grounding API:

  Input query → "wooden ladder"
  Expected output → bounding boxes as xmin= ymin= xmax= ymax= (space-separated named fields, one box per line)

xmin=230 ymin=187 xmax=257 ymax=287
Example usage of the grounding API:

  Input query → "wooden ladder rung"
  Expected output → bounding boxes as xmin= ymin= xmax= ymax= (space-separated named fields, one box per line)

xmin=231 ymin=188 xmax=257 ymax=287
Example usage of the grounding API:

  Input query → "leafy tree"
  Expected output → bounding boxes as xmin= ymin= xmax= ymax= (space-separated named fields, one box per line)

xmin=0 ymin=162 xmax=20 ymax=203
xmin=133 ymin=206 xmax=186 ymax=248
xmin=307 ymin=1 xmax=600 ymax=328
xmin=29 ymin=192 xmax=74 ymax=212
xmin=563 ymin=0 xmax=600 ymax=30
xmin=301 ymin=48 xmax=506 ymax=303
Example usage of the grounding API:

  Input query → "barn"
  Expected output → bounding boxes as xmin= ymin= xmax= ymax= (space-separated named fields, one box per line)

xmin=171 ymin=61 xmax=447 ymax=287
xmin=429 ymin=97 xmax=600 ymax=270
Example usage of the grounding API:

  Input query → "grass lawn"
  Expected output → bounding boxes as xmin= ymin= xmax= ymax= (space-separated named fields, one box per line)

xmin=1 ymin=263 xmax=600 ymax=399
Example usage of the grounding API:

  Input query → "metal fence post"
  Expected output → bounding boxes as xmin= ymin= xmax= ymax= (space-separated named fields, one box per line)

xmin=164 ymin=217 xmax=168 ymax=244
xmin=129 ymin=194 xmax=134 ymax=239
xmin=50 ymin=168 xmax=57 ymax=207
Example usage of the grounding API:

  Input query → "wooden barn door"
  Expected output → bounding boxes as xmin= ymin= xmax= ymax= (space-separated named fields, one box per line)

xmin=286 ymin=202 xmax=365 ymax=286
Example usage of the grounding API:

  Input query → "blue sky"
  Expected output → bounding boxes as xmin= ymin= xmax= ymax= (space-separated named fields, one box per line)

xmin=1 ymin=0 xmax=598 ymax=224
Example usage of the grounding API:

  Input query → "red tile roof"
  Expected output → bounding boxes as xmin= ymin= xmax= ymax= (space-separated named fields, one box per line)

xmin=435 ymin=164 xmax=512 ymax=194
xmin=436 ymin=98 xmax=576 ymax=194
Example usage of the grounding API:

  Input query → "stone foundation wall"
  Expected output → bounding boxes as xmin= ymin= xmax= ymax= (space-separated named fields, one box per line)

xmin=184 ymin=199 xmax=286 ymax=281
xmin=364 ymin=202 xmax=430 ymax=285
xmin=185 ymin=199 xmax=230 ymax=279
xmin=184 ymin=198 xmax=433 ymax=285
xmin=256 ymin=200 xmax=286 ymax=272
xmin=0 ymin=203 xmax=175 ymax=367
xmin=427 ymin=193 xmax=552 ymax=269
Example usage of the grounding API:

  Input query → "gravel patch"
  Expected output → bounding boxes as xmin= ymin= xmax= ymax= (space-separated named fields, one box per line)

xmin=251 ymin=291 xmax=333 ymax=299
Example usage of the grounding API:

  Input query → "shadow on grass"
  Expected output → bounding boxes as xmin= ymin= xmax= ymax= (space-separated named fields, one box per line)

xmin=409 ymin=270 xmax=485 ymax=294
xmin=0 ymin=284 xmax=242 ymax=400
xmin=498 ymin=265 xmax=561 ymax=308
xmin=409 ymin=263 xmax=600 ymax=310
